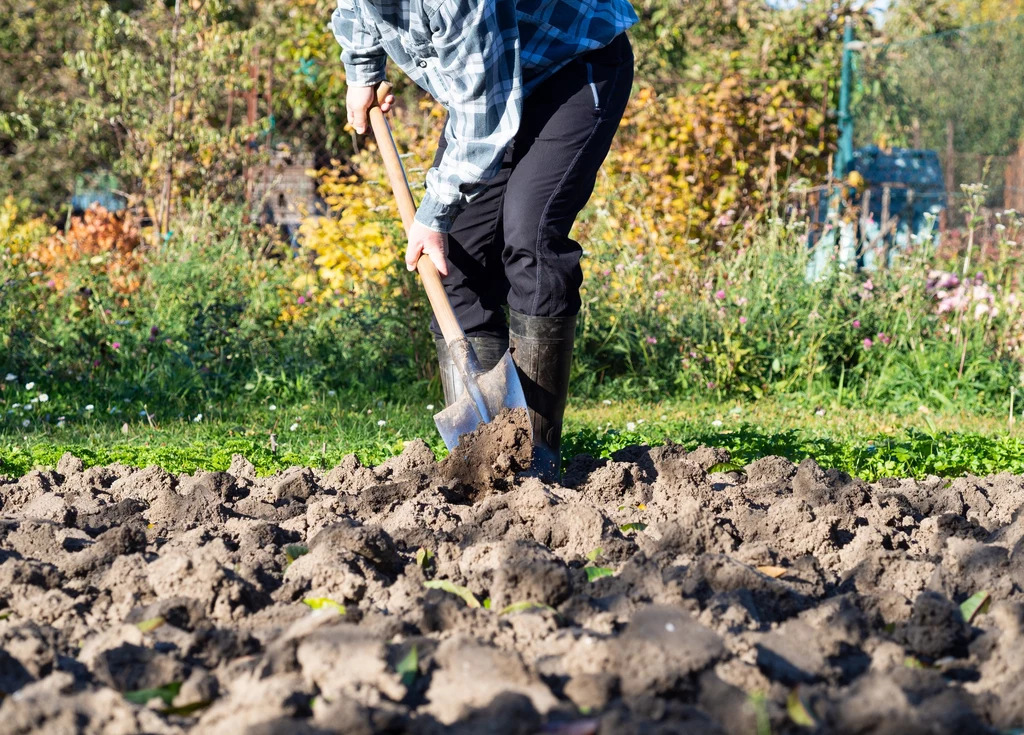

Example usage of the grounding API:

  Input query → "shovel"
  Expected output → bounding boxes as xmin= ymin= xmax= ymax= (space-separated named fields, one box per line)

xmin=366 ymin=82 xmax=528 ymax=450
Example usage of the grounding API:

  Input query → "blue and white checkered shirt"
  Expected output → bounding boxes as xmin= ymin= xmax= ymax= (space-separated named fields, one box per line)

xmin=331 ymin=0 xmax=637 ymax=233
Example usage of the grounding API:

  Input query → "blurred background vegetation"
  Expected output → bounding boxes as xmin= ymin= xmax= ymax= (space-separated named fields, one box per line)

xmin=4 ymin=0 xmax=1024 ymax=466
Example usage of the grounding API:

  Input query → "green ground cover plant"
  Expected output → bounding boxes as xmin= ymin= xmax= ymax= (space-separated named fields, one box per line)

xmin=4 ymin=395 xmax=1024 ymax=481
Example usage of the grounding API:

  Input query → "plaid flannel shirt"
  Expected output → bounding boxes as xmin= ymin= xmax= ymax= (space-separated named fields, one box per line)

xmin=331 ymin=0 xmax=638 ymax=233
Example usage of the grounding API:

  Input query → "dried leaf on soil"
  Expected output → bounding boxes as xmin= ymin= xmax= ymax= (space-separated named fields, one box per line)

xmin=756 ymin=565 xmax=788 ymax=579
xmin=423 ymin=580 xmax=481 ymax=608
xmin=585 ymin=566 xmax=615 ymax=582
xmin=303 ymin=597 xmax=347 ymax=615
xmin=960 ymin=590 xmax=991 ymax=624
xmin=124 ymin=682 xmax=181 ymax=706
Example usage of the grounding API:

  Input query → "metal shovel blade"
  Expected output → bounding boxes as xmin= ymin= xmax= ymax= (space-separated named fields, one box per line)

xmin=434 ymin=349 xmax=528 ymax=451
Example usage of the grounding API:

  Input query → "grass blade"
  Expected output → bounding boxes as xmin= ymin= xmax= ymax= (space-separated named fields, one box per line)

xmin=960 ymin=590 xmax=991 ymax=624
xmin=135 ymin=616 xmax=165 ymax=633
xmin=585 ymin=566 xmax=615 ymax=582
xmin=124 ymin=682 xmax=181 ymax=706
xmin=285 ymin=544 xmax=309 ymax=564
xmin=303 ymin=597 xmax=346 ymax=615
xmin=423 ymin=580 xmax=481 ymax=608
xmin=619 ymin=522 xmax=647 ymax=534
xmin=396 ymin=645 xmax=418 ymax=687
xmin=786 ymin=688 xmax=817 ymax=727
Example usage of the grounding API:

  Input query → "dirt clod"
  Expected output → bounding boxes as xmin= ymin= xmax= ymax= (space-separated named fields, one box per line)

xmin=2 ymin=446 xmax=1024 ymax=732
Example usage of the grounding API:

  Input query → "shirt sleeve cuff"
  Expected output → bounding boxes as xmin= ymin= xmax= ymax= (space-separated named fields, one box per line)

xmin=415 ymin=191 xmax=462 ymax=234
xmin=343 ymin=58 xmax=387 ymax=87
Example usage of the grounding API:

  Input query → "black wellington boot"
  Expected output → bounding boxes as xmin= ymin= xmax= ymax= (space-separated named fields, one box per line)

xmin=435 ymin=335 xmax=510 ymax=407
xmin=509 ymin=311 xmax=576 ymax=482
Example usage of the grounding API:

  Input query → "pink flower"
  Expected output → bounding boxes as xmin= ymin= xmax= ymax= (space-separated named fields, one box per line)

xmin=853 ymin=319 xmax=861 ymax=329
xmin=714 ymin=290 xmax=726 ymax=300
xmin=297 ymin=296 xmax=306 ymax=305
xmin=111 ymin=342 xmax=121 ymax=350
xmin=46 ymin=279 xmax=55 ymax=289
xmin=707 ymin=382 xmax=716 ymax=390
xmin=602 ymin=269 xmax=611 ymax=277
xmin=862 ymin=338 xmax=873 ymax=350
xmin=863 ymin=279 xmax=874 ymax=291
xmin=645 ymin=336 xmax=658 ymax=345
xmin=739 ymin=316 xmax=748 ymax=325
xmin=877 ymin=332 xmax=891 ymax=346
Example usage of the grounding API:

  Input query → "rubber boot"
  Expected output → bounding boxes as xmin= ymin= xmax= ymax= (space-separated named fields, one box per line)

xmin=435 ymin=335 xmax=509 ymax=407
xmin=509 ymin=311 xmax=576 ymax=482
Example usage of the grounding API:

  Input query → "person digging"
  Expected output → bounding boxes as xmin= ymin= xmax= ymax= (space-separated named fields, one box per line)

xmin=333 ymin=0 xmax=637 ymax=480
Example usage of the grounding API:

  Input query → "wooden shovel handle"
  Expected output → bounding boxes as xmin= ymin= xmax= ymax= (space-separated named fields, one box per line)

xmin=368 ymin=82 xmax=464 ymax=346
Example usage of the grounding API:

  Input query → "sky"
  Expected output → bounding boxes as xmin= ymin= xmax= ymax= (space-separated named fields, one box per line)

xmin=766 ymin=0 xmax=891 ymax=25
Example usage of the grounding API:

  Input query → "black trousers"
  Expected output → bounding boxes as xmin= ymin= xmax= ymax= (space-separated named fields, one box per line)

xmin=430 ymin=33 xmax=635 ymax=339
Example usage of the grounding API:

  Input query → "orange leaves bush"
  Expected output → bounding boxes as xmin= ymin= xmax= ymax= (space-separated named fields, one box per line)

xmin=31 ymin=206 xmax=144 ymax=295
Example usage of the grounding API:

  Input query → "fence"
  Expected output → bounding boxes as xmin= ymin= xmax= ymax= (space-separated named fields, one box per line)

xmin=851 ymin=15 xmax=1024 ymax=226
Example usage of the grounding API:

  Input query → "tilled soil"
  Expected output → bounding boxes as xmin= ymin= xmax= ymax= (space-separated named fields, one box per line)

xmin=2 ymin=435 xmax=1024 ymax=734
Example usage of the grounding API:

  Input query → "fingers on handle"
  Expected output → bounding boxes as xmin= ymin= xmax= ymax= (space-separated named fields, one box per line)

xmin=428 ymin=248 xmax=448 ymax=277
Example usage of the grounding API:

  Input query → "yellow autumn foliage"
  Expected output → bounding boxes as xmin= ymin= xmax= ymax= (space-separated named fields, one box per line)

xmin=0 ymin=196 xmax=52 ymax=255
xmin=301 ymin=77 xmax=829 ymax=305
xmin=299 ymin=101 xmax=442 ymax=304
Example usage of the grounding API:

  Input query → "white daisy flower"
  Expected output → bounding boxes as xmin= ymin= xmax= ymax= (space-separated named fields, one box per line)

xmin=37 ymin=394 xmax=48 ymax=403
xmin=290 ymin=422 xmax=299 ymax=432
xmin=4 ymin=374 xmax=15 ymax=382
xmin=626 ymin=421 xmax=637 ymax=431
xmin=22 ymin=419 xmax=30 ymax=428
xmin=193 ymin=413 xmax=203 ymax=423
xmin=85 ymin=404 xmax=95 ymax=411
xmin=24 ymin=382 xmax=35 ymax=390
xmin=377 ymin=419 xmax=386 ymax=427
